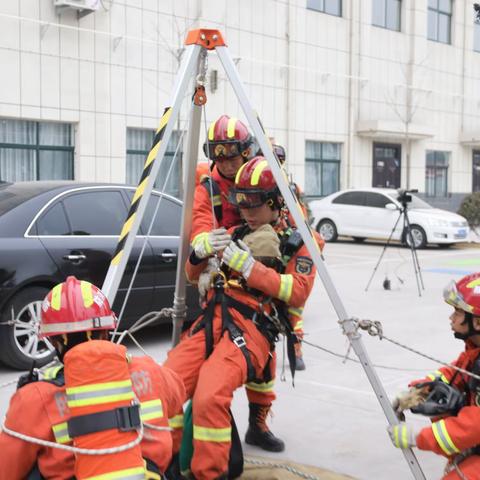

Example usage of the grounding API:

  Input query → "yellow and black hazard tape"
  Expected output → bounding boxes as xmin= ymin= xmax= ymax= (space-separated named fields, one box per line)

xmin=111 ymin=107 xmax=172 ymax=266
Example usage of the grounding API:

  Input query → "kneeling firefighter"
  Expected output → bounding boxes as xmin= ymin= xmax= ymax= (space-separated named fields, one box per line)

xmin=164 ymin=156 xmax=317 ymax=480
xmin=0 ymin=276 xmax=185 ymax=480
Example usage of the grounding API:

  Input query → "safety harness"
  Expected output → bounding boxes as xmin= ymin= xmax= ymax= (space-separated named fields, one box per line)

xmin=190 ymin=223 xmax=303 ymax=384
xmin=201 ymin=176 xmax=224 ymax=224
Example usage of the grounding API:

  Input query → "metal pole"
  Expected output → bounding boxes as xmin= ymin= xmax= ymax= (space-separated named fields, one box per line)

xmin=216 ymin=45 xmax=426 ymax=480
xmin=171 ymin=50 xmax=207 ymax=346
xmin=101 ymin=44 xmax=202 ymax=307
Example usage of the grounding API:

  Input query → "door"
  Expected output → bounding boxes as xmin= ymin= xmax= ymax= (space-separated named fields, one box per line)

xmin=372 ymin=143 xmax=401 ymax=188
xmin=473 ymin=151 xmax=480 ymax=192
xmin=363 ymin=192 xmax=402 ymax=240
xmin=330 ymin=191 xmax=367 ymax=236
xmin=35 ymin=188 xmax=155 ymax=324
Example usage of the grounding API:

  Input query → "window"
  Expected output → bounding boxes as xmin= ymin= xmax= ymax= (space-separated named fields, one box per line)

xmin=365 ymin=192 xmax=392 ymax=208
xmin=475 ymin=19 xmax=480 ymax=52
xmin=305 ymin=141 xmax=341 ymax=197
xmin=427 ymin=0 xmax=452 ymax=44
xmin=306 ymin=0 xmax=342 ymax=16
xmin=141 ymin=195 xmax=181 ymax=236
xmin=0 ymin=119 xmax=74 ymax=182
xmin=63 ymin=191 xmax=127 ymax=235
xmin=126 ymin=128 xmax=182 ymax=198
xmin=372 ymin=0 xmax=401 ymax=31
xmin=332 ymin=191 xmax=366 ymax=206
xmin=473 ymin=151 xmax=480 ymax=192
xmin=36 ymin=202 xmax=70 ymax=236
xmin=426 ymin=150 xmax=449 ymax=197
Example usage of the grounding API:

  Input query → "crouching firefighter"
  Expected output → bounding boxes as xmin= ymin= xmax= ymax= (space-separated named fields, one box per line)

xmin=0 ymin=276 xmax=185 ymax=480
xmin=164 ymin=156 xmax=317 ymax=480
xmin=388 ymin=273 xmax=480 ymax=479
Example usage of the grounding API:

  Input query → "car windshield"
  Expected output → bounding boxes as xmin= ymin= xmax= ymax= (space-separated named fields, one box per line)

xmin=385 ymin=192 xmax=433 ymax=210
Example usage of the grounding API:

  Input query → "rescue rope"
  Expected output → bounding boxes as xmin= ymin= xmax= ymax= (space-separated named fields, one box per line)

xmin=0 ymin=360 xmax=59 ymax=390
xmin=244 ymin=457 xmax=322 ymax=480
xmin=351 ymin=318 xmax=480 ymax=382
xmin=1 ymin=418 xmax=145 ymax=455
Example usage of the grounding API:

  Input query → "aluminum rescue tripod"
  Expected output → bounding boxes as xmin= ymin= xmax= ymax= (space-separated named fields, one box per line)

xmin=101 ymin=29 xmax=426 ymax=480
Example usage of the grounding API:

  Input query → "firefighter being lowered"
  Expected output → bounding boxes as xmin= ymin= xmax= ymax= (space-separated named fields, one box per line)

xmin=165 ymin=156 xmax=317 ymax=480
xmin=0 ymin=276 xmax=185 ymax=480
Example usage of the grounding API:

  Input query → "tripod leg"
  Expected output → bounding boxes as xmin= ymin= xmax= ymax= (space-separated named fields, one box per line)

xmin=403 ymin=212 xmax=423 ymax=296
xmin=365 ymin=211 xmax=403 ymax=292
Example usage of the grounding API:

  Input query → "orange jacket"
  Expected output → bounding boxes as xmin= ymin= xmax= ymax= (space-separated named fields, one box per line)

xmin=191 ymin=166 xmax=240 ymax=244
xmin=0 ymin=357 xmax=185 ymax=479
xmin=414 ymin=342 xmax=480 ymax=457
xmin=186 ymin=221 xmax=316 ymax=314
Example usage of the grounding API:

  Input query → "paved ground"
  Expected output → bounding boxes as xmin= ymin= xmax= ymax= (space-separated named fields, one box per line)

xmin=1 ymin=239 xmax=479 ymax=479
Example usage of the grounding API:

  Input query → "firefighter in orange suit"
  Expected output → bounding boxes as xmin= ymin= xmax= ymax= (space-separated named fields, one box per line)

xmin=191 ymin=114 xmax=287 ymax=453
xmin=0 ymin=276 xmax=185 ymax=480
xmin=388 ymin=273 xmax=480 ymax=479
xmin=165 ymin=156 xmax=317 ymax=480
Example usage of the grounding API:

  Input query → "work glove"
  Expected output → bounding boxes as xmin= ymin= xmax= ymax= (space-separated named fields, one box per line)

xmin=192 ymin=228 xmax=231 ymax=259
xmin=197 ymin=257 xmax=219 ymax=301
xmin=391 ymin=395 xmax=406 ymax=421
xmin=387 ymin=423 xmax=418 ymax=449
xmin=222 ymin=239 xmax=255 ymax=280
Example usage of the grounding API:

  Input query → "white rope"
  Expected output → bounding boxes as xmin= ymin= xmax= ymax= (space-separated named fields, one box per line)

xmin=245 ymin=457 xmax=321 ymax=480
xmin=2 ymin=418 xmax=144 ymax=455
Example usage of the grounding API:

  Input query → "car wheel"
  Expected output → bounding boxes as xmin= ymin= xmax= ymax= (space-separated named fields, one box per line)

xmin=403 ymin=225 xmax=427 ymax=249
xmin=0 ymin=286 xmax=55 ymax=370
xmin=317 ymin=219 xmax=338 ymax=242
xmin=352 ymin=237 xmax=366 ymax=243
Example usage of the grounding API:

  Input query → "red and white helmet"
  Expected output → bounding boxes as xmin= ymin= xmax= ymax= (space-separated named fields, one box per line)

xmin=443 ymin=273 xmax=480 ymax=316
xmin=40 ymin=276 xmax=117 ymax=338
xmin=230 ymin=156 xmax=282 ymax=209
xmin=203 ymin=115 xmax=254 ymax=162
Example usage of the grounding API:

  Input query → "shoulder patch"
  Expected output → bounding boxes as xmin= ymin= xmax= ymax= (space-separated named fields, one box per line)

xmin=295 ymin=256 xmax=313 ymax=275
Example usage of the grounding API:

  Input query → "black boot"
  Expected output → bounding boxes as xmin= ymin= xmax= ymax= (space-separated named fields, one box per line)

xmin=245 ymin=403 xmax=285 ymax=452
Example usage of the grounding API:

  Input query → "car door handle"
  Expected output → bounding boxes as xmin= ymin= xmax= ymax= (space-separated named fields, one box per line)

xmin=160 ymin=252 xmax=177 ymax=259
xmin=63 ymin=254 xmax=86 ymax=262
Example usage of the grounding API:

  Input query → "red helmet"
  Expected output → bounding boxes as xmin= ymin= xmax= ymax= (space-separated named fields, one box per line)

xmin=443 ymin=273 xmax=480 ymax=316
xmin=203 ymin=115 xmax=254 ymax=162
xmin=40 ymin=276 xmax=117 ymax=338
xmin=230 ymin=156 xmax=281 ymax=209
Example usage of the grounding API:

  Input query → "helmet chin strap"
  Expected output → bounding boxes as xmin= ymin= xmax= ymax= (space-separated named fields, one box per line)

xmin=454 ymin=312 xmax=480 ymax=340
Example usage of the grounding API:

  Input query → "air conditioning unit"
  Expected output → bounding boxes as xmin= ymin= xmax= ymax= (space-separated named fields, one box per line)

xmin=54 ymin=0 xmax=100 ymax=12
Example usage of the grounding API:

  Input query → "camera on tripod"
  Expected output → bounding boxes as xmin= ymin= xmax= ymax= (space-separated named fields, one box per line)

xmin=397 ymin=188 xmax=418 ymax=206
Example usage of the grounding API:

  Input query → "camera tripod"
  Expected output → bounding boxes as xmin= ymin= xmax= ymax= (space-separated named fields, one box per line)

xmin=365 ymin=202 xmax=425 ymax=297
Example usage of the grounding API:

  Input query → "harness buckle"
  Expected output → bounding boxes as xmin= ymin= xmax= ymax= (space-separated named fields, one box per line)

xmin=233 ymin=336 xmax=247 ymax=348
xmin=115 ymin=404 xmax=141 ymax=432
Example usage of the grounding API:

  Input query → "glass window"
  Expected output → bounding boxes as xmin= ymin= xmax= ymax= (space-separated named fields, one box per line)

xmin=332 ymin=191 xmax=366 ymax=206
xmin=36 ymin=202 xmax=70 ymax=236
xmin=126 ymin=128 xmax=182 ymax=198
xmin=372 ymin=0 xmax=401 ymax=31
xmin=425 ymin=150 xmax=449 ymax=197
xmin=427 ymin=0 xmax=452 ymax=44
xmin=0 ymin=119 xmax=74 ymax=182
xmin=306 ymin=0 xmax=342 ymax=17
xmin=365 ymin=192 xmax=391 ymax=208
xmin=63 ymin=191 xmax=127 ymax=235
xmin=305 ymin=141 xmax=341 ymax=197
xmin=141 ymin=195 xmax=181 ymax=236
xmin=473 ymin=151 xmax=480 ymax=192
xmin=474 ymin=19 xmax=480 ymax=52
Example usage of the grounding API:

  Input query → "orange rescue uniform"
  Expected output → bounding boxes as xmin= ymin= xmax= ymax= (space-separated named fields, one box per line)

xmin=410 ymin=341 xmax=480 ymax=479
xmin=0 ymin=357 xmax=185 ymax=480
xmin=165 ymin=222 xmax=316 ymax=480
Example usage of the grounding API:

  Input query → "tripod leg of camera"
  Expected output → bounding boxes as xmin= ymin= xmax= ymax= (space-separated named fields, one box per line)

xmin=403 ymin=211 xmax=425 ymax=295
xmin=365 ymin=210 xmax=403 ymax=292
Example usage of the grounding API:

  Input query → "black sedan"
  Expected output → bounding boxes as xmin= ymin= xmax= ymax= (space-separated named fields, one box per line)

xmin=0 ymin=181 xmax=198 ymax=369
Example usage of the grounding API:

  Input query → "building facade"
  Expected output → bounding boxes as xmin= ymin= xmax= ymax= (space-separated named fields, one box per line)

xmin=0 ymin=0 xmax=479 ymax=210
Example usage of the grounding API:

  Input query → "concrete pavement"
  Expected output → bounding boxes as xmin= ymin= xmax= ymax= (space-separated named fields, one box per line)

xmin=1 ymin=240 xmax=479 ymax=479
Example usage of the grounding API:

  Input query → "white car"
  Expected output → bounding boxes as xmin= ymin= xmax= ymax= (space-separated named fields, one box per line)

xmin=309 ymin=188 xmax=469 ymax=248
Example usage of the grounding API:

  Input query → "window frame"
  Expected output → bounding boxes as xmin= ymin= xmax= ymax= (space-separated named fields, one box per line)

xmin=425 ymin=150 xmax=450 ymax=198
xmin=372 ymin=0 xmax=402 ymax=32
xmin=474 ymin=19 xmax=480 ymax=53
xmin=427 ymin=0 xmax=452 ymax=44
xmin=306 ymin=0 xmax=342 ymax=17
xmin=305 ymin=141 xmax=341 ymax=198
xmin=0 ymin=119 xmax=74 ymax=181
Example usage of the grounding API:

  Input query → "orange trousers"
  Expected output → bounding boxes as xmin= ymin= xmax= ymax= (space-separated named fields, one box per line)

xmin=165 ymin=305 xmax=272 ymax=480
